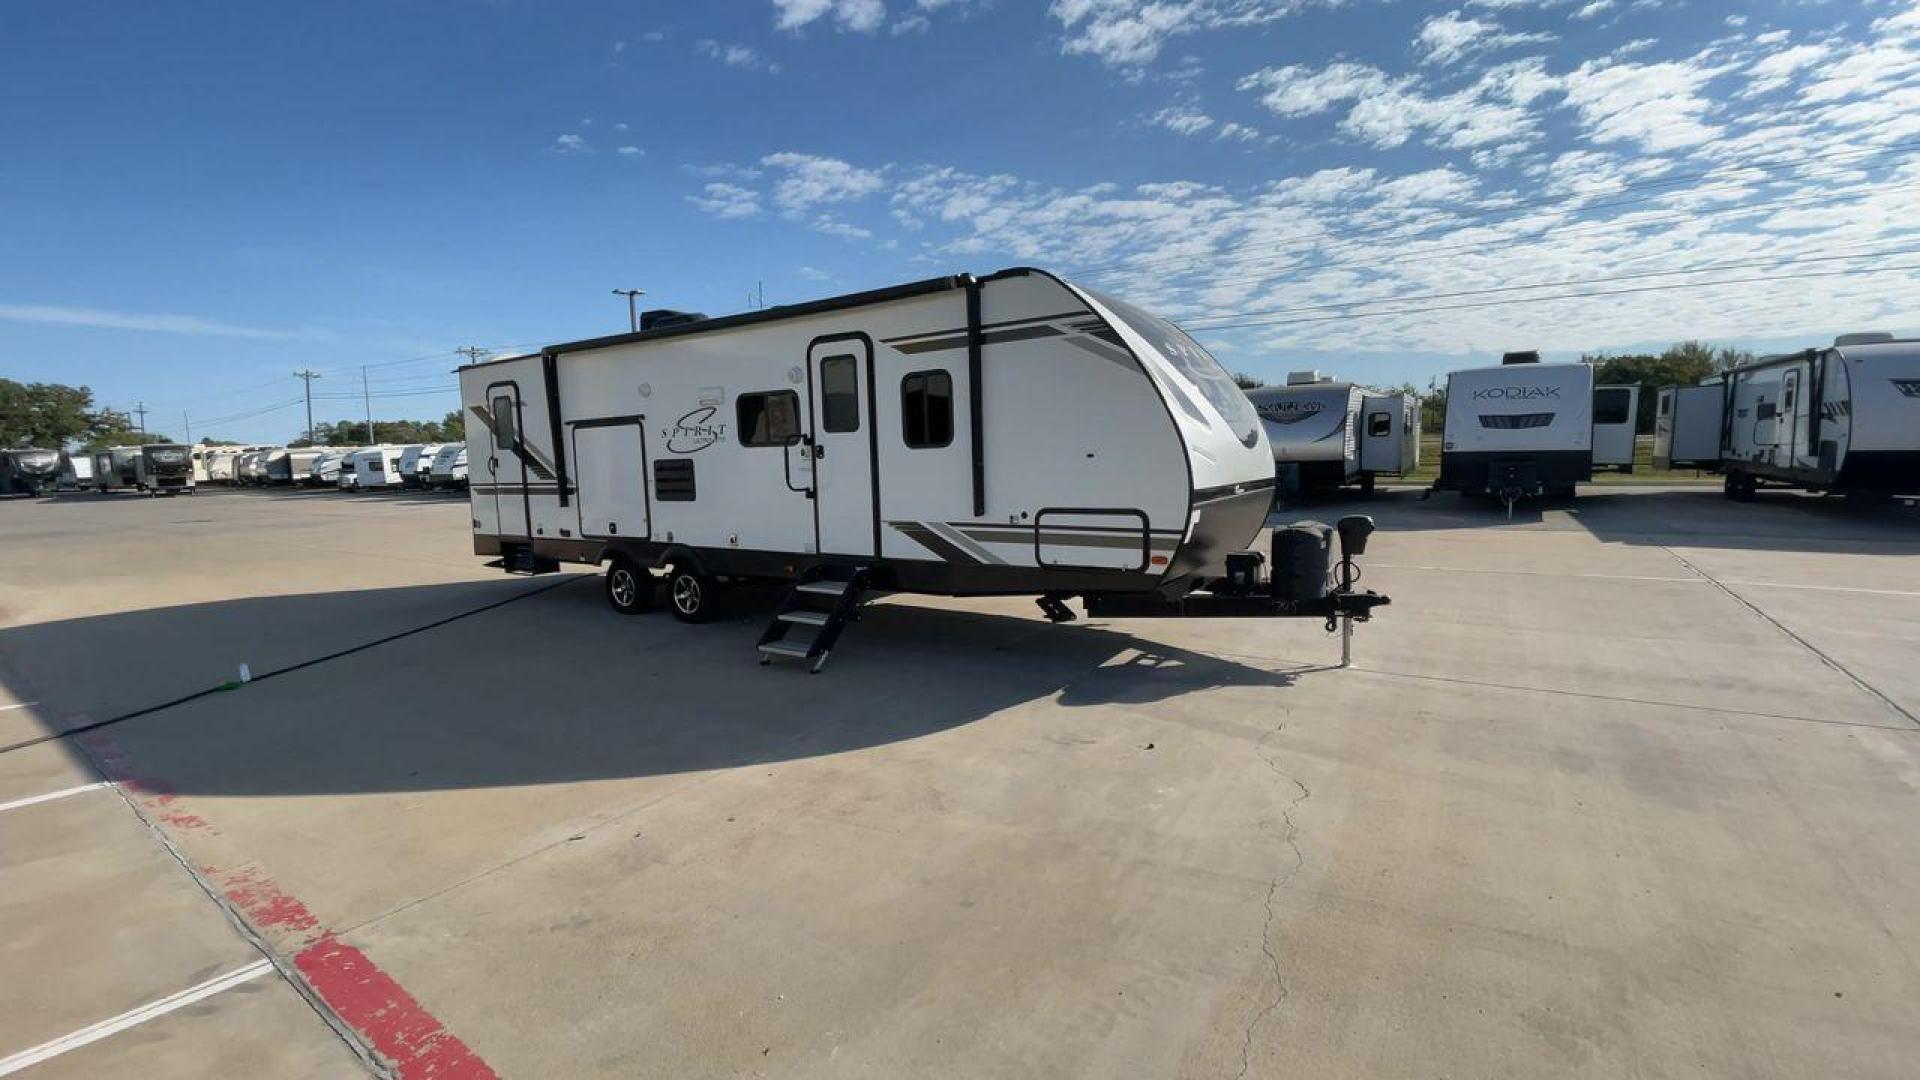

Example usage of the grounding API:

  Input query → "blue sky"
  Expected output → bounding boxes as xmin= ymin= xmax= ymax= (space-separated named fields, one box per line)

xmin=4 ymin=0 xmax=1918 ymax=443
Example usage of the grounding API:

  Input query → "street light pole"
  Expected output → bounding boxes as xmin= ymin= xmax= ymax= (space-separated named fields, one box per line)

xmin=612 ymin=288 xmax=646 ymax=332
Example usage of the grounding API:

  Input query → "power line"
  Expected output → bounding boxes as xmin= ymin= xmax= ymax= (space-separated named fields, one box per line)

xmin=1187 ymin=261 xmax=1920 ymax=334
xmin=1179 ymin=242 xmax=1920 ymax=327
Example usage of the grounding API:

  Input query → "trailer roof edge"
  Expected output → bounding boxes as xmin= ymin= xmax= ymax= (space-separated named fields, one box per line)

xmin=457 ymin=273 xmax=979 ymax=372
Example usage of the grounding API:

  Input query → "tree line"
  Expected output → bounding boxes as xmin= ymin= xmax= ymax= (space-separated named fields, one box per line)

xmin=1 ymin=378 xmax=465 ymax=451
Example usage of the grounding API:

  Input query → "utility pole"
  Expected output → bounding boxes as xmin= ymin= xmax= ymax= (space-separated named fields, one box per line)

xmin=292 ymin=369 xmax=323 ymax=443
xmin=362 ymin=365 xmax=374 ymax=445
xmin=757 ymin=280 xmax=764 ymax=310
xmin=133 ymin=401 xmax=148 ymax=441
xmin=183 ymin=411 xmax=191 ymax=446
xmin=454 ymin=346 xmax=490 ymax=365
xmin=612 ymin=287 xmax=646 ymax=332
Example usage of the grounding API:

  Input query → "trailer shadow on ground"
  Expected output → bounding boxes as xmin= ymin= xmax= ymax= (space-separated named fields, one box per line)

xmin=1 ymin=576 xmax=1305 ymax=799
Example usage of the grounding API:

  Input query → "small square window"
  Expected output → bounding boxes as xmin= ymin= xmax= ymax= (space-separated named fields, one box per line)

xmin=737 ymin=390 xmax=801 ymax=447
xmin=1366 ymin=411 xmax=1391 ymax=438
xmin=901 ymin=370 xmax=954 ymax=448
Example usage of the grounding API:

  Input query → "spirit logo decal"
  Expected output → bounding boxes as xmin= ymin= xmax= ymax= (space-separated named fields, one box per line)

xmin=666 ymin=406 xmax=727 ymax=453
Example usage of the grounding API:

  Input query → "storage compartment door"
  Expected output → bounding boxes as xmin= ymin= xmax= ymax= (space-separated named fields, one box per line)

xmin=1592 ymin=385 xmax=1639 ymax=467
xmin=572 ymin=422 xmax=649 ymax=540
xmin=1035 ymin=509 xmax=1150 ymax=572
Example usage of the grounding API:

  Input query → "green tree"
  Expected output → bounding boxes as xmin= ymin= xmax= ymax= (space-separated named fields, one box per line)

xmin=1233 ymin=372 xmax=1266 ymax=390
xmin=1582 ymin=341 xmax=1725 ymax=432
xmin=0 ymin=379 xmax=126 ymax=448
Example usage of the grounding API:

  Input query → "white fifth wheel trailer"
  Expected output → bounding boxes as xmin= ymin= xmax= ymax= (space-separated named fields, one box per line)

xmin=1654 ymin=334 xmax=1920 ymax=501
xmin=458 ymin=269 xmax=1388 ymax=671
xmin=1433 ymin=352 xmax=1638 ymax=509
xmin=1246 ymin=372 xmax=1419 ymax=494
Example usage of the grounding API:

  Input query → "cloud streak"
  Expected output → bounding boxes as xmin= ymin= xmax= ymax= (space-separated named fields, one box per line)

xmin=0 ymin=303 xmax=309 ymax=340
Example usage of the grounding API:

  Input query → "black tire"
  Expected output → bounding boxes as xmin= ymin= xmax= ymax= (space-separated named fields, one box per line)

xmin=666 ymin=568 xmax=718 ymax=624
xmin=604 ymin=559 xmax=655 ymax=615
xmin=1724 ymin=472 xmax=1755 ymax=502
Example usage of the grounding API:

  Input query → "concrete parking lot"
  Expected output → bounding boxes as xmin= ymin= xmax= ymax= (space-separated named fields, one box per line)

xmin=2 ymin=485 xmax=1917 ymax=1078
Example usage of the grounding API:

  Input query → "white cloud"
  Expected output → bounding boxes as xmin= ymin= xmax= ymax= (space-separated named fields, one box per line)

xmin=1560 ymin=57 xmax=1728 ymax=152
xmin=797 ymin=265 xmax=834 ymax=281
xmin=642 ymin=30 xmax=666 ymax=43
xmin=1150 ymin=105 xmax=1216 ymax=135
xmin=0 ymin=303 xmax=307 ymax=340
xmin=1572 ymin=1 xmax=1613 ymax=19
xmin=1216 ymin=121 xmax=1263 ymax=141
xmin=550 ymin=133 xmax=591 ymax=154
xmin=688 ymin=182 xmax=762 ymax=219
xmin=1237 ymin=62 xmax=1391 ymax=117
xmin=772 ymin=0 xmax=887 ymax=33
xmin=1049 ymin=0 xmax=1312 ymax=68
xmin=761 ymin=152 xmax=886 ymax=211
xmin=616 ymin=145 xmax=644 ymax=157
xmin=1744 ymin=43 xmax=1832 ymax=96
xmin=697 ymin=40 xmax=780 ymax=72
xmin=1415 ymin=11 xmax=1555 ymax=67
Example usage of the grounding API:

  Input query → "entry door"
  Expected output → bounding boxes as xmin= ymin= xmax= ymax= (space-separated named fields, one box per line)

xmin=808 ymin=339 xmax=876 ymax=557
xmin=486 ymin=382 xmax=530 ymax=538
xmin=1778 ymin=370 xmax=1801 ymax=467
xmin=573 ymin=421 xmax=649 ymax=540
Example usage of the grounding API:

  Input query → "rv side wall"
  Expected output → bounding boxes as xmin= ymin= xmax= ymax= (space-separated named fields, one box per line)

xmin=460 ymin=273 xmax=1217 ymax=592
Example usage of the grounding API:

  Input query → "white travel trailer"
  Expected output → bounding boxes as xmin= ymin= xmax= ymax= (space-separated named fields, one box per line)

xmin=205 ymin=449 xmax=237 ymax=483
xmin=1654 ymin=334 xmax=1920 ymax=501
xmin=346 ymin=445 xmax=406 ymax=490
xmin=1246 ymin=372 xmax=1419 ymax=494
xmin=425 ymin=443 xmax=463 ymax=488
xmin=189 ymin=446 xmax=214 ymax=484
xmin=93 ymin=444 xmax=194 ymax=495
xmin=457 ymin=269 xmax=1389 ymax=670
xmin=261 ymin=447 xmax=324 ymax=485
xmin=306 ymin=447 xmax=354 ymax=486
xmin=396 ymin=444 xmax=437 ymax=488
xmin=60 ymin=450 xmax=95 ymax=490
xmin=1434 ymin=353 xmax=1638 ymax=507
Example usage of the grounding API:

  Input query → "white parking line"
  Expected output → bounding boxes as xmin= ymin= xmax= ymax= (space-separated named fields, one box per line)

xmin=0 ymin=782 xmax=110 ymax=814
xmin=0 ymin=701 xmax=38 ymax=713
xmin=0 ymin=960 xmax=273 ymax=1075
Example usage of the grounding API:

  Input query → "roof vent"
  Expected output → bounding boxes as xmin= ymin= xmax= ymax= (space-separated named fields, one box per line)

xmin=640 ymin=309 xmax=708 ymax=332
xmin=1501 ymin=350 xmax=1541 ymax=365
xmin=1834 ymin=332 xmax=1895 ymax=347
xmin=1286 ymin=370 xmax=1323 ymax=385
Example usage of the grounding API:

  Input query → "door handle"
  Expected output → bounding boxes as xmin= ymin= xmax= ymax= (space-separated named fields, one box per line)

xmin=488 ymin=456 xmax=498 ymax=475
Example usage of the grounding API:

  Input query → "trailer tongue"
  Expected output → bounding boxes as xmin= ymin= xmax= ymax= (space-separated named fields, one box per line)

xmin=1082 ymin=514 xmax=1391 ymax=668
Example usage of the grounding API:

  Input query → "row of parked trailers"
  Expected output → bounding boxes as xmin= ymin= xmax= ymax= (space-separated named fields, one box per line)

xmin=1 ymin=442 xmax=471 ymax=497
xmin=194 ymin=443 xmax=470 ymax=490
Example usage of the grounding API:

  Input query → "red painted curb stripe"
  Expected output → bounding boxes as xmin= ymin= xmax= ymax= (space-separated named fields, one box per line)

xmin=79 ymin=730 xmax=497 ymax=1079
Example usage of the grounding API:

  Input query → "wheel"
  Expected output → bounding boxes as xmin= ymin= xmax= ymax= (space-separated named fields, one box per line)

xmin=604 ymin=559 xmax=655 ymax=615
xmin=1724 ymin=472 xmax=1755 ymax=502
xmin=666 ymin=568 xmax=718 ymax=624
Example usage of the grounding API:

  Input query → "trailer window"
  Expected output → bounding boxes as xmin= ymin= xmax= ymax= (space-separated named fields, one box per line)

xmin=1366 ymin=411 xmax=1391 ymax=437
xmin=1593 ymin=388 xmax=1632 ymax=425
xmin=491 ymin=394 xmax=516 ymax=449
xmin=736 ymin=390 xmax=801 ymax=447
xmin=901 ymin=370 xmax=953 ymax=448
xmin=819 ymin=355 xmax=859 ymax=433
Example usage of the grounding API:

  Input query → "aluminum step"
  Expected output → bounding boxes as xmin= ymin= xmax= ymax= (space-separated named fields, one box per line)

xmin=795 ymin=580 xmax=848 ymax=596
xmin=777 ymin=610 xmax=831 ymax=626
xmin=758 ymin=640 xmax=813 ymax=659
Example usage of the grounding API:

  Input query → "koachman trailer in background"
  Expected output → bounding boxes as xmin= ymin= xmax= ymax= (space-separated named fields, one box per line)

xmin=1654 ymin=333 xmax=1920 ymax=502
xmin=1245 ymin=371 xmax=1419 ymax=495
xmin=1 ymin=448 xmax=63 ymax=496
xmin=1431 ymin=351 xmax=1639 ymax=512
xmin=92 ymin=444 xmax=194 ymax=495
xmin=457 ymin=268 xmax=1388 ymax=672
